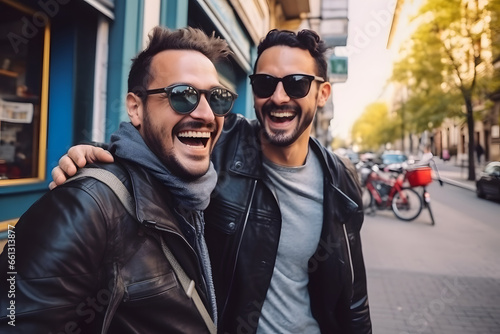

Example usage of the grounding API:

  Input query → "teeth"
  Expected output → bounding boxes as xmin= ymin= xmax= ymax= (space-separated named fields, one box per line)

xmin=270 ymin=111 xmax=294 ymax=118
xmin=178 ymin=131 xmax=210 ymax=138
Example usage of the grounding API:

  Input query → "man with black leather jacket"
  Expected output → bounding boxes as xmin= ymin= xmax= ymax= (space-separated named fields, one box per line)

xmin=51 ymin=29 xmax=372 ymax=333
xmin=0 ymin=27 xmax=237 ymax=333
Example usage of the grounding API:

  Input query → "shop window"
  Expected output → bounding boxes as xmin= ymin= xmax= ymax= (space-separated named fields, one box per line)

xmin=0 ymin=0 xmax=49 ymax=184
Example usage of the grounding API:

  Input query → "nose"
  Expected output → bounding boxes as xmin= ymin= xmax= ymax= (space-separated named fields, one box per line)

xmin=189 ymin=94 xmax=216 ymax=122
xmin=270 ymin=81 xmax=290 ymax=103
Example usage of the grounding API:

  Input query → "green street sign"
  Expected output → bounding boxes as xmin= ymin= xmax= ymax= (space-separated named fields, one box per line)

xmin=329 ymin=55 xmax=348 ymax=83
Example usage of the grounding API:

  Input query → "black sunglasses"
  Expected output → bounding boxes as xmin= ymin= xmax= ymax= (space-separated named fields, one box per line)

xmin=249 ymin=74 xmax=325 ymax=99
xmin=146 ymin=84 xmax=237 ymax=116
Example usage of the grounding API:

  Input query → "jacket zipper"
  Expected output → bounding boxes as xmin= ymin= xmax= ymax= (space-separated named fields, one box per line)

xmin=343 ymin=224 xmax=355 ymax=284
xmin=221 ymin=179 xmax=258 ymax=321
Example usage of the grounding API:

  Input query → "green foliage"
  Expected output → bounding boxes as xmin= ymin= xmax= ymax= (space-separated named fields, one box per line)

xmin=388 ymin=0 xmax=498 ymax=180
xmin=391 ymin=0 xmax=497 ymax=125
xmin=485 ymin=0 xmax=500 ymax=95
xmin=351 ymin=102 xmax=399 ymax=151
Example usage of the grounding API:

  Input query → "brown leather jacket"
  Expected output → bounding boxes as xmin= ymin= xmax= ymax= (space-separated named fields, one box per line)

xmin=0 ymin=161 xmax=212 ymax=333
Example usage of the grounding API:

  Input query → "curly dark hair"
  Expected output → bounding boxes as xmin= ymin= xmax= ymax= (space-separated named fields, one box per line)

xmin=254 ymin=29 xmax=328 ymax=81
xmin=128 ymin=26 xmax=232 ymax=101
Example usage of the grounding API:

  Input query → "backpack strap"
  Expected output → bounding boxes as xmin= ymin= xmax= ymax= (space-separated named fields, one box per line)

xmin=66 ymin=167 xmax=217 ymax=334
xmin=69 ymin=168 xmax=135 ymax=218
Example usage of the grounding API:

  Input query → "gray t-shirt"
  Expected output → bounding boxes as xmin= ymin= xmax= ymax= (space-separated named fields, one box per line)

xmin=257 ymin=150 xmax=324 ymax=334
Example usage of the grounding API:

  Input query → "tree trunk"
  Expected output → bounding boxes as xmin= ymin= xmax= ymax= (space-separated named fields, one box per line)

xmin=465 ymin=96 xmax=476 ymax=181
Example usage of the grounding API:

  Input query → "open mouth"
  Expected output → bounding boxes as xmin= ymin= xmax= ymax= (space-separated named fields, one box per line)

xmin=269 ymin=111 xmax=296 ymax=123
xmin=177 ymin=130 xmax=210 ymax=147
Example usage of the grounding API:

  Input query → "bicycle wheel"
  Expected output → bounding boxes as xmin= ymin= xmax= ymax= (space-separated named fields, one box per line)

xmin=391 ymin=188 xmax=422 ymax=221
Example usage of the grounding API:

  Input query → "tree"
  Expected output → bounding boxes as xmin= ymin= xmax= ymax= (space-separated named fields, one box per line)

xmin=351 ymin=102 xmax=399 ymax=152
xmin=391 ymin=0 xmax=498 ymax=180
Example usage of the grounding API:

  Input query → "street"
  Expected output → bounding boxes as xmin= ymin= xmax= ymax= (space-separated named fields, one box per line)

xmin=362 ymin=182 xmax=500 ymax=333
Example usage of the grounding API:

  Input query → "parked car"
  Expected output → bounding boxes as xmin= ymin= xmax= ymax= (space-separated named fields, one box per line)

xmin=380 ymin=150 xmax=408 ymax=168
xmin=476 ymin=161 xmax=500 ymax=200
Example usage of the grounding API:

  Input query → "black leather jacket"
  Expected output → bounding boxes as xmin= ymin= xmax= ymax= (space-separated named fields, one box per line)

xmin=205 ymin=113 xmax=371 ymax=334
xmin=0 ymin=161 xmax=212 ymax=333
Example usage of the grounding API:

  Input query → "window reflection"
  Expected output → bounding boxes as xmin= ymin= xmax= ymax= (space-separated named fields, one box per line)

xmin=0 ymin=1 xmax=48 ymax=182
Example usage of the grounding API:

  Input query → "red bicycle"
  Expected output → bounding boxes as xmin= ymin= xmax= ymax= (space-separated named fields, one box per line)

xmin=360 ymin=163 xmax=430 ymax=222
xmin=359 ymin=159 xmax=443 ymax=225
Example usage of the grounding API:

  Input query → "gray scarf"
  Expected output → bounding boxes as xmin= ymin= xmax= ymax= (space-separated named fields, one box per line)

xmin=109 ymin=122 xmax=217 ymax=323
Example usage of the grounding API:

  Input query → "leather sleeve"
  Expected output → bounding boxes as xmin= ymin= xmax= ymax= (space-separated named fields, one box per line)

xmin=346 ymin=213 xmax=372 ymax=333
xmin=0 ymin=182 xmax=110 ymax=333
xmin=344 ymin=173 xmax=372 ymax=333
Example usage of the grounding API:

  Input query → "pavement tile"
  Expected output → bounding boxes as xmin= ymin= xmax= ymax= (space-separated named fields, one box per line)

xmin=367 ymin=269 xmax=500 ymax=334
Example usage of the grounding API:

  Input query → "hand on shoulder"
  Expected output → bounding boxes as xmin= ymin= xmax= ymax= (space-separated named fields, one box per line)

xmin=49 ymin=145 xmax=114 ymax=189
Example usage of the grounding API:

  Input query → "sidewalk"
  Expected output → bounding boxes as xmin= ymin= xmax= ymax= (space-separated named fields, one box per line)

xmin=431 ymin=157 xmax=481 ymax=192
xmin=363 ymin=157 xmax=500 ymax=334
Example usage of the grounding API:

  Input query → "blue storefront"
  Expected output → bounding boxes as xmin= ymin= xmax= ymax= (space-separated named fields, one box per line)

xmin=0 ymin=0 xmax=264 ymax=236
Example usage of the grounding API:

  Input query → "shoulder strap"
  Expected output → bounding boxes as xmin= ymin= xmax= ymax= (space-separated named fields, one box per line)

xmin=66 ymin=168 xmax=217 ymax=334
xmin=68 ymin=168 xmax=135 ymax=218
xmin=158 ymin=235 xmax=217 ymax=334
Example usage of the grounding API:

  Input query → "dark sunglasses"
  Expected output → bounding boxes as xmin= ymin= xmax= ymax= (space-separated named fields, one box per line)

xmin=146 ymin=84 xmax=237 ymax=116
xmin=249 ymin=73 xmax=325 ymax=99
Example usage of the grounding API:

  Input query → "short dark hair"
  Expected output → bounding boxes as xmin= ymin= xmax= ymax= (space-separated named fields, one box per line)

xmin=254 ymin=29 xmax=328 ymax=81
xmin=128 ymin=26 xmax=231 ymax=100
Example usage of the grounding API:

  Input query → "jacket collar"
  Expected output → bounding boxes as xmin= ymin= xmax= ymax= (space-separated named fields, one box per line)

xmin=121 ymin=162 xmax=188 ymax=234
xmin=227 ymin=119 xmax=334 ymax=183
xmin=227 ymin=118 xmax=266 ymax=178
xmin=309 ymin=138 xmax=359 ymax=220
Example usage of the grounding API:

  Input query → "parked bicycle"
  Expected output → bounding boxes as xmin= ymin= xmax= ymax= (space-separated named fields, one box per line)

xmin=405 ymin=162 xmax=443 ymax=225
xmin=357 ymin=158 xmax=443 ymax=225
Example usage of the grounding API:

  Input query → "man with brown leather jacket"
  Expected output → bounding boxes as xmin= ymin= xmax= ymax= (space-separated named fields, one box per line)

xmin=0 ymin=26 xmax=237 ymax=333
xmin=50 ymin=29 xmax=372 ymax=333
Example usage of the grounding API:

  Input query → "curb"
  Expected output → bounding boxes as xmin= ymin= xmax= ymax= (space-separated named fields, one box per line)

xmin=437 ymin=176 xmax=476 ymax=192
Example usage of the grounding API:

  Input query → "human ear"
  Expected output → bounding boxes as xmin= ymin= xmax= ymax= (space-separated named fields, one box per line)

xmin=317 ymin=81 xmax=331 ymax=108
xmin=126 ymin=92 xmax=143 ymax=127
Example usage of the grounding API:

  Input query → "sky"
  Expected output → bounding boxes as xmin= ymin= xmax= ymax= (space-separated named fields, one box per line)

xmin=330 ymin=0 xmax=417 ymax=141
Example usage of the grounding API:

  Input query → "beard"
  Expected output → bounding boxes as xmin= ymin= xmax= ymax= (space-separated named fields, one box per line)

xmin=257 ymin=102 xmax=315 ymax=147
xmin=142 ymin=108 xmax=209 ymax=181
